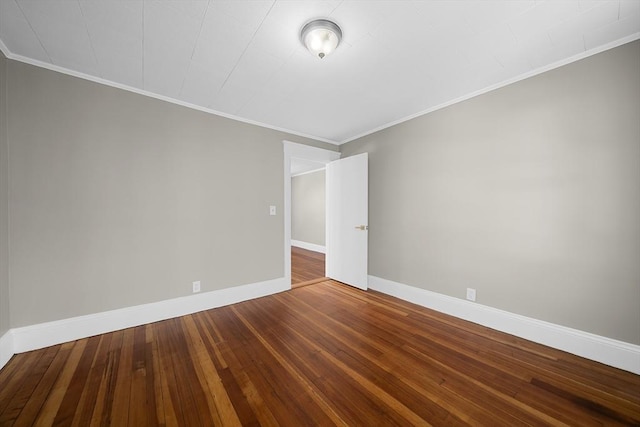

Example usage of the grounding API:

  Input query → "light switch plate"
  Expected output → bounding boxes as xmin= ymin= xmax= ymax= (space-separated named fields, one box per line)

xmin=270 ymin=205 xmax=276 ymax=216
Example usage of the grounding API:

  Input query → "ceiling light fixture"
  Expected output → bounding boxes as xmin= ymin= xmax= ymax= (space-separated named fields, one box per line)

xmin=301 ymin=19 xmax=342 ymax=59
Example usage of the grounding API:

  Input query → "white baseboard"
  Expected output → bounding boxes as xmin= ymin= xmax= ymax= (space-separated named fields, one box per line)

xmin=291 ymin=240 xmax=326 ymax=254
xmin=4 ymin=276 xmax=638 ymax=375
xmin=368 ymin=275 xmax=640 ymax=375
xmin=0 ymin=277 xmax=289 ymax=370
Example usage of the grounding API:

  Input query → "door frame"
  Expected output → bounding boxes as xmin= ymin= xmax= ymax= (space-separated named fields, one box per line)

xmin=283 ymin=141 xmax=340 ymax=287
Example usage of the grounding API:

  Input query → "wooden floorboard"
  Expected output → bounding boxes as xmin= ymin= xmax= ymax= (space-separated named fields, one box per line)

xmin=1 ymin=280 xmax=639 ymax=426
xmin=291 ymin=246 xmax=325 ymax=285
xmin=291 ymin=277 xmax=328 ymax=290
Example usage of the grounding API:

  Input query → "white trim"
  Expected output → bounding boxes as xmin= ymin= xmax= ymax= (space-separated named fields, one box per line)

xmin=368 ymin=275 xmax=640 ymax=375
xmin=2 ymin=31 xmax=637 ymax=146
xmin=1 ymin=52 xmax=338 ymax=146
xmin=0 ymin=277 xmax=287 ymax=370
xmin=291 ymin=166 xmax=325 ymax=178
xmin=283 ymin=141 xmax=340 ymax=289
xmin=0 ymin=330 xmax=13 ymax=370
xmin=340 ymin=33 xmax=640 ymax=144
xmin=291 ymin=240 xmax=326 ymax=254
xmin=283 ymin=141 xmax=340 ymax=162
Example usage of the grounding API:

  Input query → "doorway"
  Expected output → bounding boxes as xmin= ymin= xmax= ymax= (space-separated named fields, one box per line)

xmin=290 ymin=165 xmax=326 ymax=286
xmin=283 ymin=141 xmax=340 ymax=288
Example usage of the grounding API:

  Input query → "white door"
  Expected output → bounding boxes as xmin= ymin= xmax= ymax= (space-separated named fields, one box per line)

xmin=326 ymin=153 xmax=368 ymax=290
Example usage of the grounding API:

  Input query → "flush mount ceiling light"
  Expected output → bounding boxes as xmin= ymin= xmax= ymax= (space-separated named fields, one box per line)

xmin=301 ymin=19 xmax=342 ymax=59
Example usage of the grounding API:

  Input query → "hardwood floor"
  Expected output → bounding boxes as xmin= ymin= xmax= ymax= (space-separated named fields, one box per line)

xmin=1 ymin=280 xmax=639 ymax=426
xmin=291 ymin=246 xmax=325 ymax=286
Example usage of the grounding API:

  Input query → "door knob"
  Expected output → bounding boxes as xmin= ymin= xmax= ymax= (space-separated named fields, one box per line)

xmin=354 ymin=225 xmax=368 ymax=230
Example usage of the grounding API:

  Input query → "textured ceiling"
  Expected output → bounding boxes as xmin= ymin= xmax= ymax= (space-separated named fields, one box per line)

xmin=0 ymin=1 xmax=639 ymax=144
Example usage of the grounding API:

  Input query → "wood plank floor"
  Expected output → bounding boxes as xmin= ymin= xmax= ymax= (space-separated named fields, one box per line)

xmin=1 ymin=280 xmax=639 ymax=426
xmin=291 ymin=246 xmax=325 ymax=286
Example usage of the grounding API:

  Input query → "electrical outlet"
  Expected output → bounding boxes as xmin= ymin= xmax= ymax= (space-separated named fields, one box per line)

xmin=466 ymin=288 xmax=476 ymax=302
xmin=193 ymin=281 xmax=201 ymax=293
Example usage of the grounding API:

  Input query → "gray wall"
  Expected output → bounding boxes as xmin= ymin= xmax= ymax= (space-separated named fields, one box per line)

xmin=0 ymin=51 xmax=8 ymax=337
xmin=292 ymin=169 xmax=325 ymax=247
xmin=6 ymin=59 xmax=334 ymax=327
xmin=341 ymin=40 xmax=640 ymax=345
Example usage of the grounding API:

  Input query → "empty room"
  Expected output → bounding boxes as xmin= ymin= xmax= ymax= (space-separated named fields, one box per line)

xmin=0 ymin=1 xmax=639 ymax=425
